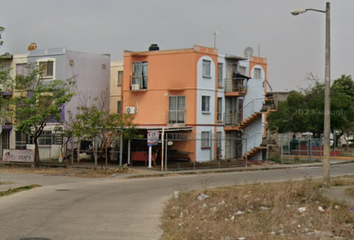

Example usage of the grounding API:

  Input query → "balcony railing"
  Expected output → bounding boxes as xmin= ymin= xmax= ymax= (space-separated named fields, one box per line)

xmin=130 ymin=75 xmax=148 ymax=91
xmin=166 ymin=110 xmax=186 ymax=125
xmin=224 ymin=78 xmax=247 ymax=94
xmin=224 ymin=112 xmax=242 ymax=126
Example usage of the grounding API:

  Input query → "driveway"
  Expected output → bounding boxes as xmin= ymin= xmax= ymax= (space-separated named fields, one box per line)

xmin=1 ymin=163 xmax=354 ymax=240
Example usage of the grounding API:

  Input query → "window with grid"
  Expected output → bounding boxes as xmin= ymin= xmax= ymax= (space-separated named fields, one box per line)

xmin=202 ymin=96 xmax=210 ymax=112
xmin=132 ymin=62 xmax=148 ymax=89
xmin=217 ymin=132 xmax=222 ymax=158
xmin=117 ymin=71 xmax=123 ymax=86
xmin=15 ymin=132 xmax=28 ymax=149
xmin=201 ymin=131 xmax=210 ymax=148
xmin=16 ymin=63 xmax=28 ymax=77
xmin=254 ymin=68 xmax=261 ymax=79
xmin=38 ymin=131 xmax=52 ymax=145
xmin=218 ymin=63 xmax=223 ymax=87
xmin=217 ymin=97 xmax=222 ymax=121
xmin=117 ymin=101 xmax=122 ymax=114
xmin=39 ymin=61 xmax=54 ymax=78
xmin=202 ymin=60 xmax=211 ymax=78
xmin=169 ymin=96 xmax=185 ymax=124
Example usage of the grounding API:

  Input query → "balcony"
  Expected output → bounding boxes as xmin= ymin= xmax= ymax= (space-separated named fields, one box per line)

xmin=224 ymin=78 xmax=247 ymax=96
xmin=166 ymin=110 xmax=186 ymax=126
xmin=130 ymin=75 xmax=148 ymax=91
xmin=225 ymin=72 xmax=250 ymax=97
xmin=224 ymin=112 xmax=242 ymax=131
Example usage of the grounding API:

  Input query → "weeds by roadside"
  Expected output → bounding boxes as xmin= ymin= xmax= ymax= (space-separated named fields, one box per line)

xmin=0 ymin=165 xmax=131 ymax=178
xmin=161 ymin=178 xmax=354 ymax=240
xmin=0 ymin=185 xmax=41 ymax=197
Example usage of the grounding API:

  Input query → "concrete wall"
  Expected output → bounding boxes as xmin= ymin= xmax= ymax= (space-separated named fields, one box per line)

xmin=1 ymin=48 xmax=111 ymax=160
xmin=110 ymin=61 xmax=123 ymax=114
xmin=28 ymin=48 xmax=111 ymax=117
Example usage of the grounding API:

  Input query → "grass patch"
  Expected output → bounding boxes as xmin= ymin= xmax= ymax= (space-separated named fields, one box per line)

xmin=161 ymin=178 xmax=354 ymax=240
xmin=0 ymin=185 xmax=41 ymax=197
xmin=0 ymin=165 xmax=133 ymax=178
xmin=346 ymin=186 xmax=354 ymax=198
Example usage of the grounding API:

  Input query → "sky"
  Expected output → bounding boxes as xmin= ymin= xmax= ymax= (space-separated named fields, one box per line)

xmin=1 ymin=0 xmax=353 ymax=92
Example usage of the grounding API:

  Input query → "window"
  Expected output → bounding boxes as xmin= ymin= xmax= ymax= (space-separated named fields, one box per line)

xmin=202 ymin=60 xmax=211 ymax=78
xmin=15 ymin=132 xmax=28 ymax=149
xmin=217 ymin=132 xmax=222 ymax=158
xmin=239 ymin=66 xmax=246 ymax=76
xmin=201 ymin=131 xmax=210 ymax=148
xmin=132 ymin=62 xmax=148 ymax=89
xmin=16 ymin=63 xmax=28 ymax=76
xmin=117 ymin=71 xmax=123 ymax=86
xmin=38 ymin=131 xmax=52 ymax=145
xmin=202 ymin=96 xmax=210 ymax=112
xmin=254 ymin=68 xmax=261 ymax=79
xmin=218 ymin=63 xmax=223 ymax=87
xmin=169 ymin=96 xmax=186 ymax=124
xmin=39 ymin=61 xmax=54 ymax=78
xmin=117 ymin=101 xmax=122 ymax=114
xmin=217 ymin=97 xmax=222 ymax=121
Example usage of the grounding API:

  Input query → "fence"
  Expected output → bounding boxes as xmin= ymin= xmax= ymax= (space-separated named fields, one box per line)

xmin=272 ymin=133 xmax=339 ymax=164
xmin=64 ymin=132 xmax=261 ymax=170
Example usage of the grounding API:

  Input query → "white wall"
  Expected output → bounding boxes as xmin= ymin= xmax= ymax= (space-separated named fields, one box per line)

xmin=196 ymin=56 xmax=216 ymax=125
xmin=64 ymin=50 xmax=111 ymax=116
xmin=195 ymin=126 xmax=214 ymax=162
xmin=194 ymin=56 xmax=216 ymax=162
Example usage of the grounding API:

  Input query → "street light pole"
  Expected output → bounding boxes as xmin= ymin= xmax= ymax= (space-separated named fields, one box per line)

xmin=291 ymin=2 xmax=331 ymax=188
xmin=323 ymin=2 xmax=331 ymax=188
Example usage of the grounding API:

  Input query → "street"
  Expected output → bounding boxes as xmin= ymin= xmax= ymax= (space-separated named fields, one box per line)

xmin=1 ymin=163 xmax=354 ymax=240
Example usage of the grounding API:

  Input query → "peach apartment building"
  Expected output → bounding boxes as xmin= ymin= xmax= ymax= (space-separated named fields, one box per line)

xmin=121 ymin=44 xmax=273 ymax=164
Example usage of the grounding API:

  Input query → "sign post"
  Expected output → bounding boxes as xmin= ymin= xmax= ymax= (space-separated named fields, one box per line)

xmin=147 ymin=130 xmax=159 ymax=168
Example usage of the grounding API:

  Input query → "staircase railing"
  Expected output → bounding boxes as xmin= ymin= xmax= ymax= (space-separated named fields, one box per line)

xmin=241 ymin=98 xmax=264 ymax=122
xmin=242 ymin=133 xmax=263 ymax=155
xmin=224 ymin=98 xmax=264 ymax=127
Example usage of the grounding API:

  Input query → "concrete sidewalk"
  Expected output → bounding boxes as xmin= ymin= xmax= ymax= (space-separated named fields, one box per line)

xmin=113 ymin=159 xmax=352 ymax=179
xmin=321 ymin=187 xmax=354 ymax=208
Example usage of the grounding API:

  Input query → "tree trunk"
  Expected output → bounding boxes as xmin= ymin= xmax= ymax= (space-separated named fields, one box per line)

xmin=34 ymin=137 xmax=40 ymax=167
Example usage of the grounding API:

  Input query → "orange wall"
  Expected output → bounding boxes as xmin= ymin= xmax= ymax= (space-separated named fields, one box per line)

xmin=122 ymin=47 xmax=217 ymax=127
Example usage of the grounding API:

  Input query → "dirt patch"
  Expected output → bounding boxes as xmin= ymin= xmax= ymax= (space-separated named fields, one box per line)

xmin=161 ymin=178 xmax=354 ymax=240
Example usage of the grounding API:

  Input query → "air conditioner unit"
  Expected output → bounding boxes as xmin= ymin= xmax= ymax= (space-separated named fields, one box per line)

xmin=131 ymin=84 xmax=140 ymax=90
xmin=125 ymin=107 xmax=136 ymax=114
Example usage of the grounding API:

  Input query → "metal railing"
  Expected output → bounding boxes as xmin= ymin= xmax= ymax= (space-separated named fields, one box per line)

xmin=130 ymin=75 xmax=148 ymax=90
xmin=242 ymin=98 xmax=264 ymax=120
xmin=242 ymin=133 xmax=263 ymax=155
xmin=166 ymin=110 xmax=186 ymax=125
xmin=224 ymin=112 xmax=242 ymax=126
xmin=225 ymin=77 xmax=248 ymax=94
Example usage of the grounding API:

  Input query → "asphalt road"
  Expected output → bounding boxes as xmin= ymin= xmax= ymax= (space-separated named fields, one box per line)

xmin=1 ymin=163 xmax=354 ymax=240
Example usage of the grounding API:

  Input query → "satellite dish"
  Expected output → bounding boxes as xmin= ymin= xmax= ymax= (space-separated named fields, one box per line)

xmin=244 ymin=47 xmax=254 ymax=58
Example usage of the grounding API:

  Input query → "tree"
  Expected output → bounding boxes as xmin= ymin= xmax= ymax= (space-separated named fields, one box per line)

xmin=72 ymin=99 xmax=136 ymax=168
xmin=0 ymin=26 xmax=75 ymax=166
xmin=268 ymin=74 xmax=354 ymax=141
xmin=13 ymin=73 xmax=75 ymax=166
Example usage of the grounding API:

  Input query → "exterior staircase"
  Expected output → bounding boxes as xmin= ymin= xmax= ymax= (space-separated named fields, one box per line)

xmin=239 ymin=96 xmax=278 ymax=161
xmin=233 ymin=96 xmax=277 ymax=131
